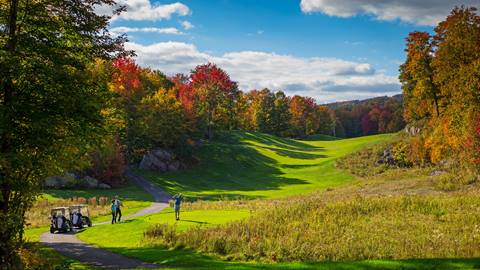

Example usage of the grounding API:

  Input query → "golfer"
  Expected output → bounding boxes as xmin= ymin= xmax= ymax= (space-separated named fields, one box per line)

xmin=173 ymin=193 xmax=183 ymax=221
xmin=113 ymin=195 xmax=123 ymax=223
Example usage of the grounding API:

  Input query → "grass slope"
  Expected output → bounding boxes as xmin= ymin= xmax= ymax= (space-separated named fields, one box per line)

xmin=141 ymin=131 xmax=392 ymax=200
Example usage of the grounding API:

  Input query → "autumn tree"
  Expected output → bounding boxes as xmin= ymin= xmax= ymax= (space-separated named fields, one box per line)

xmin=289 ymin=95 xmax=316 ymax=137
xmin=399 ymin=32 xmax=440 ymax=122
xmin=190 ymin=63 xmax=238 ymax=139
xmin=0 ymin=0 xmax=125 ymax=266
xmin=400 ymin=6 xmax=480 ymax=168
xmin=140 ymin=90 xmax=187 ymax=148
xmin=316 ymin=106 xmax=335 ymax=135
xmin=272 ymin=91 xmax=291 ymax=136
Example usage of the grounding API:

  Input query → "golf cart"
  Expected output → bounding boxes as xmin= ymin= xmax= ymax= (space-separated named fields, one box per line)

xmin=49 ymin=207 xmax=72 ymax=234
xmin=69 ymin=204 xmax=92 ymax=228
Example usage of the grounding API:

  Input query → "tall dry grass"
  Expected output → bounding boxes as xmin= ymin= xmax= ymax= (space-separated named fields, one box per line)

xmin=145 ymin=190 xmax=480 ymax=262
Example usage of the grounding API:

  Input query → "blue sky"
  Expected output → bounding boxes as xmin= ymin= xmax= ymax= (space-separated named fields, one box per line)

xmin=103 ymin=0 xmax=474 ymax=102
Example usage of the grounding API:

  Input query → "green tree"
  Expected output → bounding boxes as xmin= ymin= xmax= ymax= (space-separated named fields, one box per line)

xmin=140 ymin=90 xmax=187 ymax=148
xmin=272 ymin=91 xmax=291 ymax=136
xmin=0 ymin=0 xmax=125 ymax=266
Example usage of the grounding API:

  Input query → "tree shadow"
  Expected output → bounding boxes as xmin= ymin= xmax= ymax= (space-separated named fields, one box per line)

xmin=219 ymin=131 xmax=325 ymax=152
xmin=140 ymin=136 xmax=318 ymax=200
xmin=262 ymin=147 xmax=327 ymax=160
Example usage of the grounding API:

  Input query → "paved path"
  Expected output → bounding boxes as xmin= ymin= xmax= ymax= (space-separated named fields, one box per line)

xmin=40 ymin=171 xmax=171 ymax=269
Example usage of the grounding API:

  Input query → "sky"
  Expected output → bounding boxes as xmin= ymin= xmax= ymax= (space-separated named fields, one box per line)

xmin=99 ymin=0 xmax=478 ymax=103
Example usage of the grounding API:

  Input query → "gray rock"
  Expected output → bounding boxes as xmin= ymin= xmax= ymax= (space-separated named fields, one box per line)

xmin=378 ymin=149 xmax=395 ymax=165
xmin=168 ymin=160 xmax=180 ymax=172
xmin=84 ymin=176 xmax=99 ymax=188
xmin=139 ymin=154 xmax=154 ymax=170
xmin=139 ymin=152 xmax=168 ymax=172
xmin=98 ymin=183 xmax=111 ymax=189
xmin=152 ymin=149 xmax=171 ymax=161
xmin=44 ymin=176 xmax=68 ymax=188
xmin=429 ymin=170 xmax=446 ymax=177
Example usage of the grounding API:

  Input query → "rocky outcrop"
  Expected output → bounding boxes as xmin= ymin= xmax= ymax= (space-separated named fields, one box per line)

xmin=43 ymin=173 xmax=111 ymax=189
xmin=377 ymin=148 xmax=395 ymax=165
xmin=139 ymin=149 xmax=187 ymax=173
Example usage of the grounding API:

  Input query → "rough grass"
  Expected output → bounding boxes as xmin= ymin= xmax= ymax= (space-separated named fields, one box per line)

xmin=141 ymin=131 xmax=392 ymax=200
xmin=154 ymin=191 xmax=480 ymax=263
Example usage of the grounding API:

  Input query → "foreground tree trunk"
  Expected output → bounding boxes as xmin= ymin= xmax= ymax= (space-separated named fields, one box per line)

xmin=1 ymin=0 xmax=19 ymax=266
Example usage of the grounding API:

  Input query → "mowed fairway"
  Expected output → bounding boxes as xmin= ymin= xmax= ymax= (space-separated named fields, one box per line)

xmin=141 ymin=131 xmax=393 ymax=200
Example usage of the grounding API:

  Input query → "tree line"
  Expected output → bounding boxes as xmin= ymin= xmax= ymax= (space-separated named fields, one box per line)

xmin=102 ymin=57 xmax=405 ymax=166
xmin=399 ymin=6 xmax=480 ymax=176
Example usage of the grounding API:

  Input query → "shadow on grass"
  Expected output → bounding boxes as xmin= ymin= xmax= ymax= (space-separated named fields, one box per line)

xmin=302 ymin=134 xmax=339 ymax=141
xmin=179 ymin=219 xmax=210 ymax=225
xmin=219 ymin=131 xmax=325 ymax=152
xmin=262 ymin=147 xmax=327 ymax=160
xmin=104 ymin=245 xmax=480 ymax=270
xmin=139 ymin=135 xmax=317 ymax=200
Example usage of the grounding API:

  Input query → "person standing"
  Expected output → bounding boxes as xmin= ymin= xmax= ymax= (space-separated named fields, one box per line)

xmin=111 ymin=199 xmax=117 ymax=224
xmin=113 ymin=195 xmax=123 ymax=222
xmin=173 ymin=193 xmax=183 ymax=221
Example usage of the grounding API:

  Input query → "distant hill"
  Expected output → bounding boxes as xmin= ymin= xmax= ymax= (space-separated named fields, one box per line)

xmin=324 ymin=94 xmax=403 ymax=110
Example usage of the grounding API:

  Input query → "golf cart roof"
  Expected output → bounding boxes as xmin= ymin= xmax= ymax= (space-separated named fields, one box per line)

xmin=69 ymin=204 xmax=88 ymax=208
xmin=51 ymin=207 xmax=69 ymax=210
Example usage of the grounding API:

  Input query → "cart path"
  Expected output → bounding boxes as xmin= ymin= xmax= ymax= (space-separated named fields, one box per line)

xmin=40 ymin=171 xmax=170 ymax=269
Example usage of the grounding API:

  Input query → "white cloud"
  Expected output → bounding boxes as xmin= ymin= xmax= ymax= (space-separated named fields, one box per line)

xmin=300 ymin=0 xmax=478 ymax=26
xmin=181 ymin=20 xmax=194 ymax=30
xmin=126 ymin=41 xmax=400 ymax=102
xmin=97 ymin=0 xmax=190 ymax=21
xmin=111 ymin=26 xmax=184 ymax=35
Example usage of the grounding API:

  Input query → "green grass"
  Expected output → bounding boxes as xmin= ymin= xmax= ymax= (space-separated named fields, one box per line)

xmin=141 ymin=131 xmax=392 ymax=200
xmin=33 ymin=132 xmax=480 ymax=269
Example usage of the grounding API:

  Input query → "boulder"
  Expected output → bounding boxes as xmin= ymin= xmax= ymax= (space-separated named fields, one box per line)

xmin=139 ymin=152 xmax=168 ymax=172
xmin=44 ymin=176 xmax=68 ymax=188
xmin=83 ymin=176 xmax=99 ymax=188
xmin=98 ymin=183 xmax=112 ymax=189
xmin=429 ymin=170 xmax=446 ymax=177
xmin=168 ymin=160 xmax=180 ymax=172
xmin=152 ymin=149 xmax=171 ymax=161
xmin=377 ymin=149 xmax=395 ymax=165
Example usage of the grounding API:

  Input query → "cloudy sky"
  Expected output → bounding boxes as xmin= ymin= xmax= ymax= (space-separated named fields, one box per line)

xmin=103 ymin=0 xmax=477 ymax=103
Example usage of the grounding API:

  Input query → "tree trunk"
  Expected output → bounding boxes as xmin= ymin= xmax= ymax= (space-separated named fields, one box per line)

xmin=1 ymin=0 xmax=19 ymax=266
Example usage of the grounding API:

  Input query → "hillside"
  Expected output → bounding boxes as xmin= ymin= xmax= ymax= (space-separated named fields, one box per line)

xmin=140 ymin=131 xmax=392 ymax=200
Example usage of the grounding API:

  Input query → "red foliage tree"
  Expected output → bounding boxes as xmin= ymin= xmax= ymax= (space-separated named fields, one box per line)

xmin=111 ymin=57 xmax=142 ymax=97
xmin=190 ymin=63 xmax=237 ymax=138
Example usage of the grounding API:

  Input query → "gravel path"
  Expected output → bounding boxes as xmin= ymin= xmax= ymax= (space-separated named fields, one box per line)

xmin=40 ymin=171 xmax=171 ymax=269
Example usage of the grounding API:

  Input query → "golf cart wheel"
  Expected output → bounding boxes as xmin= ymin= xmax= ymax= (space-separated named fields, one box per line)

xmin=87 ymin=218 xmax=92 ymax=227
xmin=50 ymin=226 xmax=55 ymax=234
